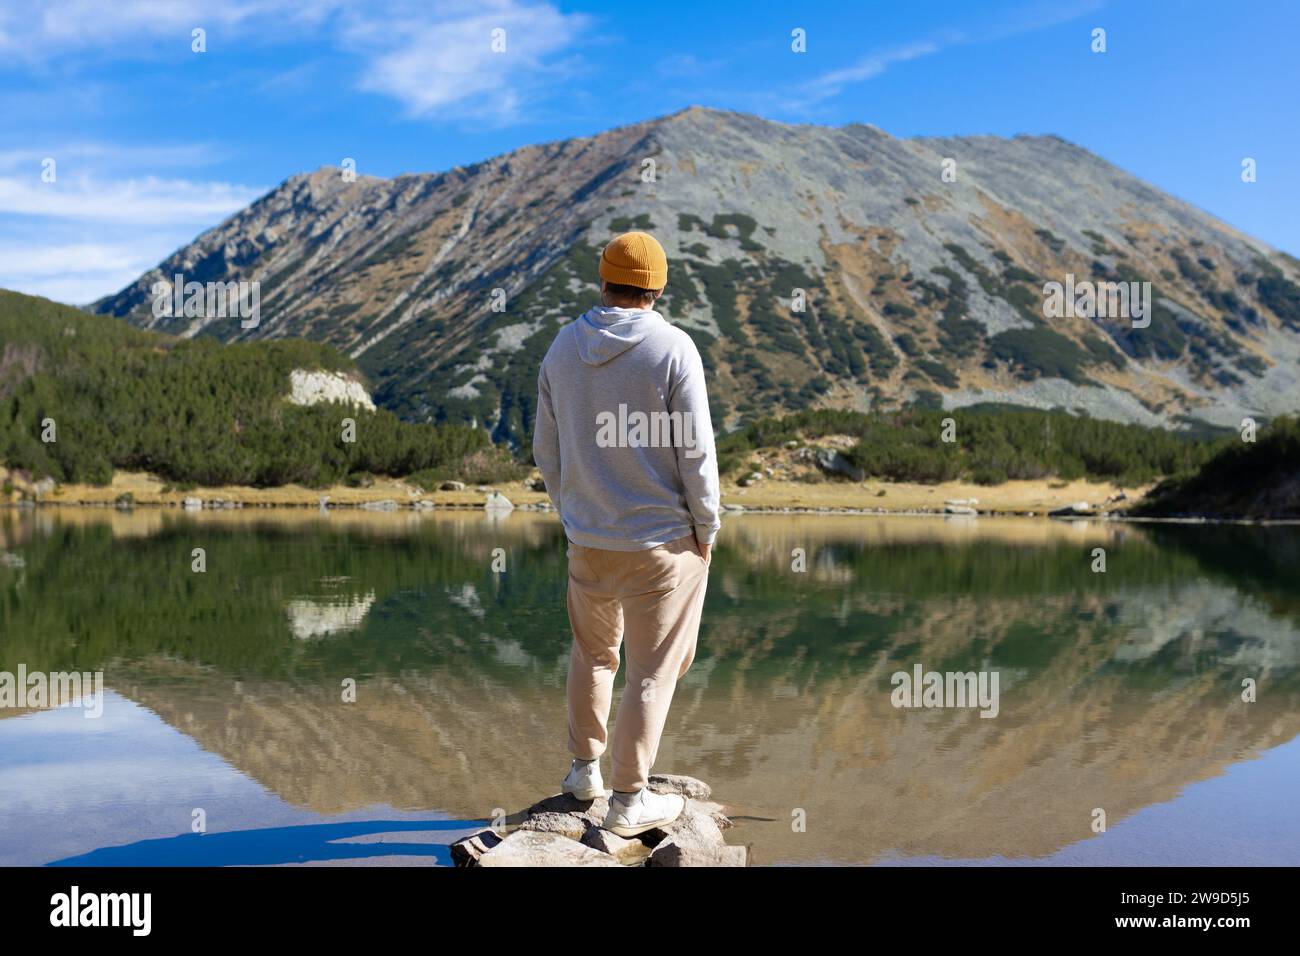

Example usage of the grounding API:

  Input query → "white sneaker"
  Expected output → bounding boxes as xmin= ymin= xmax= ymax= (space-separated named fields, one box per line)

xmin=602 ymin=788 xmax=684 ymax=838
xmin=561 ymin=759 xmax=605 ymax=801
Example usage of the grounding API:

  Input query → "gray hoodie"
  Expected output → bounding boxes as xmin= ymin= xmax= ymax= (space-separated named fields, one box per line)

xmin=533 ymin=305 xmax=721 ymax=551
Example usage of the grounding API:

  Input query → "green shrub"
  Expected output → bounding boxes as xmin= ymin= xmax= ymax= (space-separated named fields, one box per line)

xmin=986 ymin=328 xmax=1095 ymax=384
xmin=1134 ymin=416 xmax=1300 ymax=518
xmin=914 ymin=359 xmax=959 ymax=388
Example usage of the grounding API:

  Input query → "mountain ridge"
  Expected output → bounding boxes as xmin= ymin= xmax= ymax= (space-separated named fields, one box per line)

xmin=91 ymin=106 xmax=1300 ymax=446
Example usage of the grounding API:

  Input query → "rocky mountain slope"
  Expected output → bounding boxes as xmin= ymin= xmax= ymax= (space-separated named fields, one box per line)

xmin=93 ymin=107 xmax=1300 ymax=446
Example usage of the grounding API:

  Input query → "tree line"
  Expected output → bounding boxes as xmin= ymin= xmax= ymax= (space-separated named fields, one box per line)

xmin=5 ymin=289 xmax=1266 ymax=493
xmin=718 ymin=405 xmax=1231 ymax=485
xmin=0 ymin=290 xmax=486 ymax=488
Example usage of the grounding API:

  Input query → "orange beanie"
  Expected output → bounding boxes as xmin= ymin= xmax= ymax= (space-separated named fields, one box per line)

xmin=599 ymin=231 xmax=668 ymax=289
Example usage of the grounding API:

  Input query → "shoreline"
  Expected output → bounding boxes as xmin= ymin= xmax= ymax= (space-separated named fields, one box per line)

xmin=3 ymin=469 xmax=1295 ymax=524
xmin=6 ymin=502 xmax=1291 ymax=525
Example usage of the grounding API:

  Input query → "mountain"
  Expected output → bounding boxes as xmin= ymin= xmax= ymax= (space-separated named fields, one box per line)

xmin=92 ymin=106 xmax=1300 ymax=447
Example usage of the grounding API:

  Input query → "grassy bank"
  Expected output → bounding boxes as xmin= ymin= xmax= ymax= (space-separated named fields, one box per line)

xmin=6 ymin=466 xmax=1147 ymax=517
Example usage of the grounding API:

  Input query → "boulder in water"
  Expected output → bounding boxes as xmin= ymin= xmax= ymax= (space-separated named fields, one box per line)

xmin=478 ymin=830 xmax=623 ymax=867
xmin=467 ymin=775 xmax=740 ymax=867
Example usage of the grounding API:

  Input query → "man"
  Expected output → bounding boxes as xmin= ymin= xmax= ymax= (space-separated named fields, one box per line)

xmin=532 ymin=231 xmax=721 ymax=837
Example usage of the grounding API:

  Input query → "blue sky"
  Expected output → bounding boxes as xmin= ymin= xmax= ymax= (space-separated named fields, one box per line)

xmin=2 ymin=0 xmax=1296 ymax=304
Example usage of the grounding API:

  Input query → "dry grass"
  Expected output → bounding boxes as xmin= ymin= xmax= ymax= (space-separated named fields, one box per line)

xmin=721 ymin=476 xmax=1148 ymax=514
xmin=4 ymin=465 xmax=1147 ymax=516
xmin=4 ymin=469 xmax=552 ymax=508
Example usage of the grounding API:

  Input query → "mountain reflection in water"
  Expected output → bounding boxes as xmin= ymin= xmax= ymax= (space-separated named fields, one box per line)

xmin=1 ymin=509 xmax=1297 ymax=866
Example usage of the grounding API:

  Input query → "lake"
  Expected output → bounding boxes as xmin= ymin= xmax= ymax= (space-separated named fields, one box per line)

xmin=1 ymin=507 xmax=1298 ymax=866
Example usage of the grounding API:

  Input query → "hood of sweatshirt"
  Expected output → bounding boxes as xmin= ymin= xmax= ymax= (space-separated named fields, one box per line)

xmin=573 ymin=306 xmax=667 ymax=366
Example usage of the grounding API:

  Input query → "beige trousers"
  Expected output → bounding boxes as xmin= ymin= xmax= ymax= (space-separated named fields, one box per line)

xmin=566 ymin=533 xmax=711 ymax=792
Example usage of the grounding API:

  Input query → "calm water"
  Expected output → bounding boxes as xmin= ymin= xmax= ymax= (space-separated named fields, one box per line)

xmin=1 ymin=508 xmax=1298 ymax=866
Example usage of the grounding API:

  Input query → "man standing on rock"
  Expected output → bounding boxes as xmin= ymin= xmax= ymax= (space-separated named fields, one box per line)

xmin=533 ymin=231 xmax=721 ymax=837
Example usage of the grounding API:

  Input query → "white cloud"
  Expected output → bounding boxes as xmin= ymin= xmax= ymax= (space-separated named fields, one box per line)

xmin=0 ymin=140 xmax=266 ymax=305
xmin=0 ymin=241 xmax=145 ymax=276
xmin=2 ymin=270 xmax=148 ymax=308
xmin=0 ymin=173 xmax=263 ymax=223
xmin=341 ymin=1 xmax=588 ymax=121
xmin=797 ymin=41 xmax=943 ymax=105
xmin=789 ymin=0 xmax=1108 ymax=110
xmin=0 ymin=143 xmax=227 ymax=172
xmin=0 ymin=222 xmax=220 ymax=306
xmin=0 ymin=0 xmax=346 ymax=58
xmin=0 ymin=0 xmax=587 ymax=121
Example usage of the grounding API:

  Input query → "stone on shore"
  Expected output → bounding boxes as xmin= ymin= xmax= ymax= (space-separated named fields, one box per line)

xmin=814 ymin=448 xmax=866 ymax=482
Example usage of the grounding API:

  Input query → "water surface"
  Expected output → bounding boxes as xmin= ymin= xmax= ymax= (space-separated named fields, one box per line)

xmin=1 ymin=508 xmax=1297 ymax=866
